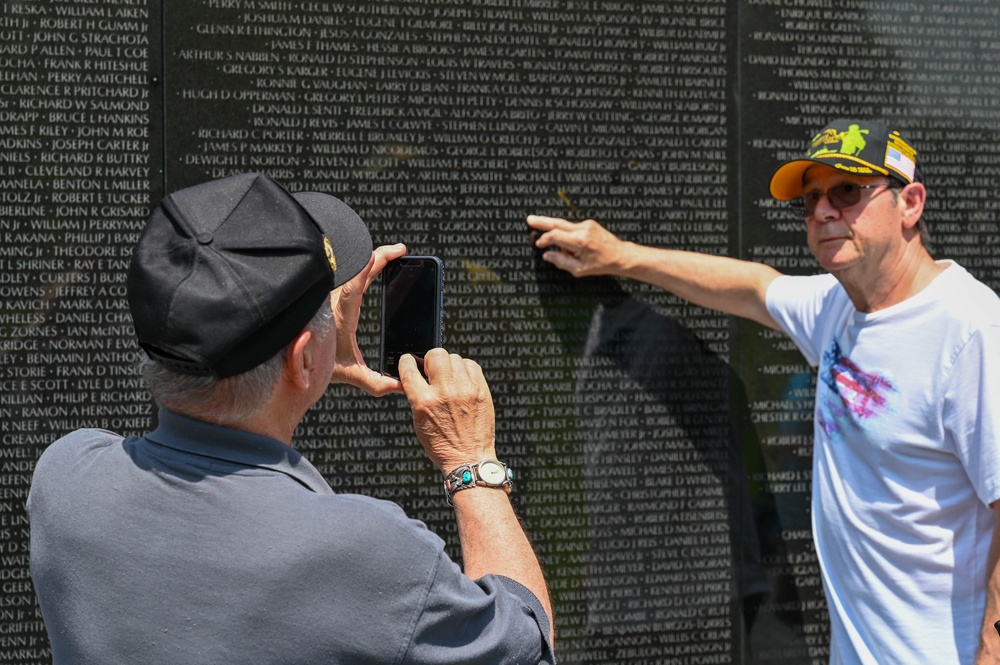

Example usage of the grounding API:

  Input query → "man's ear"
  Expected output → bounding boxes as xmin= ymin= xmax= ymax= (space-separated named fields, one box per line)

xmin=899 ymin=181 xmax=927 ymax=232
xmin=285 ymin=330 xmax=314 ymax=390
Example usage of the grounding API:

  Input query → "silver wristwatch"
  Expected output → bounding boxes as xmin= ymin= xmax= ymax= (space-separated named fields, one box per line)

xmin=443 ymin=460 xmax=514 ymax=505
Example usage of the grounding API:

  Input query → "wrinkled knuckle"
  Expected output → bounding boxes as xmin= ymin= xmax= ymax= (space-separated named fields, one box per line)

xmin=410 ymin=394 xmax=434 ymax=414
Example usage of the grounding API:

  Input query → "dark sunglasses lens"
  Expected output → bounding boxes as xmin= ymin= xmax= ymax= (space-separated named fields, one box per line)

xmin=801 ymin=193 xmax=819 ymax=215
xmin=829 ymin=184 xmax=862 ymax=208
xmin=799 ymin=185 xmax=863 ymax=215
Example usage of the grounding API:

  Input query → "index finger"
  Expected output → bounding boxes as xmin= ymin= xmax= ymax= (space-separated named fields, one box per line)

xmin=338 ymin=244 xmax=407 ymax=312
xmin=526 ymin=214 xmax=575 ymax=232
xmin=362 ymin=243 xmax=407 ymax=291
xmin=419 ymin=348 xmax=459 ymax=385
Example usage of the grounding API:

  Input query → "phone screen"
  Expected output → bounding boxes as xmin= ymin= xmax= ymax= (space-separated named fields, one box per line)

xmin=380 ymin=256 xmax=444 ymax=377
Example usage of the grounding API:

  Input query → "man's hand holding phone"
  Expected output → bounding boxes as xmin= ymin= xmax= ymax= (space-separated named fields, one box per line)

xmin=330 ymin=243 xmax=407 ymax=396
xmin=398 ymin=349 xmax=497 ymax=474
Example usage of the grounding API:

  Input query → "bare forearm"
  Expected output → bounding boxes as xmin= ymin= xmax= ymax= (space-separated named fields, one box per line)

xmin=452 ymin=488 xmax=554 ymax=636
xmin=399 ymin=352 xmax=553 ymax=635
xmin=528 ymin=216 xmax=783 ymax=328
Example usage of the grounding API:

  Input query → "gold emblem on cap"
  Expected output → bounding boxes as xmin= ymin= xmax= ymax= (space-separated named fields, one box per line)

xmin=323 ymin=237 xmax=337 ymax=272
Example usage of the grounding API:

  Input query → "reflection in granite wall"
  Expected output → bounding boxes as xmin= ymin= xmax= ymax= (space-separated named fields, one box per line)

xmin=2 ymin=0 xmax=999 ymax=662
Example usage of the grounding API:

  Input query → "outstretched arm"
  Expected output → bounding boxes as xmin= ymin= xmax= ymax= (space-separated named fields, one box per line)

xmin=527 ymin=215 xmax=783 ymax=329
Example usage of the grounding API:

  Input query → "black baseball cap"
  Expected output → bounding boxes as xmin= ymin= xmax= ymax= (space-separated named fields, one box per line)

xmin=769 ymin=119 xmax=920 ymax=200
xmin=128 ymin=173 xmax=372 ymax=378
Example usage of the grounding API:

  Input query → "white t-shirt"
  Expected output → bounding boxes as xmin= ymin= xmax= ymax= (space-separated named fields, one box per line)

xmin=766 ymin=261 xmax=1000 ymax=665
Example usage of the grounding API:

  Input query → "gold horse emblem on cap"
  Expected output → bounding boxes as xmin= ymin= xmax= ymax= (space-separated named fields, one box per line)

xmin=323 ymin=237 xmax=337 ymax=272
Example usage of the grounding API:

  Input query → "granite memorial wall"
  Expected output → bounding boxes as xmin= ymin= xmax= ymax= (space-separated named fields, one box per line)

xmin=2 ymin=0 xmax=999 ymax=662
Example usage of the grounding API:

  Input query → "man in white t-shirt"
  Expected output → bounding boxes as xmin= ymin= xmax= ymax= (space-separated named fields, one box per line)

xmin=527 ymin=118 xmax=1000 ymax=664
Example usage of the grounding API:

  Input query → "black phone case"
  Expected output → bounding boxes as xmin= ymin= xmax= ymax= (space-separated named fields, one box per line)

xmin=379 ymin=256 xmax=444 ymax=377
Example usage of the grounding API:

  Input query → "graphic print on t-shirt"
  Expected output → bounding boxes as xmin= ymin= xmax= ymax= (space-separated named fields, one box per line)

xmin=818 ymin=339 xmax=896 ymax=439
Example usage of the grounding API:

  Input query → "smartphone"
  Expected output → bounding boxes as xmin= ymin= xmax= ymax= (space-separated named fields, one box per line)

xmin=380 ymin=256 xmax=444 ymax=377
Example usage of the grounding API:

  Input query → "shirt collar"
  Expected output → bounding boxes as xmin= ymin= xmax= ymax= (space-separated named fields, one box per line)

xmin=143 ymin=409 xmax=333 ymax=494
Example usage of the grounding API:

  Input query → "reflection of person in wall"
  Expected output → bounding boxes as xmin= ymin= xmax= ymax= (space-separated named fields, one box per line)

xmin=571 ymin=282 xmax=772 ymax=651
xmin=27 ymin=173 xmax=554 ymax=664
xmin=528 ymin=119 xmax=1000 ymax=665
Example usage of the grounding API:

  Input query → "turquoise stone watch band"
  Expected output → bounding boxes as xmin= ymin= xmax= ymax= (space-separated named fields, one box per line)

xmin=443 ymin=461 xmax=514 ymax=506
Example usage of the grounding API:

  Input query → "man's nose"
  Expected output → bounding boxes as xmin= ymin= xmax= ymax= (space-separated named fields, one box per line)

xmin=810 ymin=192 xmax=840 ymax=220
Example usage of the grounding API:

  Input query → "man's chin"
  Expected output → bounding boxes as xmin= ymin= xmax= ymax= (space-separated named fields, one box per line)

xmin=811 ymin=238 xmax=852 ymax=265
xmin=815 ymin=252 xmax=860 ymax=276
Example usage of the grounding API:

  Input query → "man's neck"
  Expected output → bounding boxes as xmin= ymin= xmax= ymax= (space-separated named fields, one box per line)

xmin=183 ymin=396 xmax=306 ymax=446
xmin=837 ymin=247 xmax=944 ymax=313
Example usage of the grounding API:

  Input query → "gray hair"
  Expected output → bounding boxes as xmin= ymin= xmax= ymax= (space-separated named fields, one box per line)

xmin=140 ymin=299 xmax=334 ymax=425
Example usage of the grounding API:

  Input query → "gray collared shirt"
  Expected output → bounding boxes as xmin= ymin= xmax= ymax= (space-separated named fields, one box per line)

xmin=28 ymin=409 xmax=554 ymax=664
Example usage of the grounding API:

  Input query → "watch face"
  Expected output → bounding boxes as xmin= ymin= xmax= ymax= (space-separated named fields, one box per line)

xmin=477 ymin=461 xmax=506 ymax=485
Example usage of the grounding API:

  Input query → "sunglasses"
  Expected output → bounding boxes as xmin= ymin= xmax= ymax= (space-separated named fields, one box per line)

xmin=795 ymin=183 xmax=895 ymax=216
